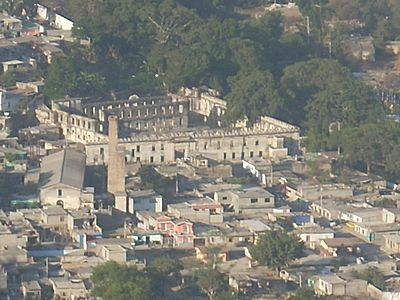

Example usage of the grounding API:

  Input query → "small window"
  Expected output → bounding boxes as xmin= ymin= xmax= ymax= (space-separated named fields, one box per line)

xmin=150 ymin=156 xmax=154 ymax=163
xmin=250 ymin=151 xmax=254 ymax=158
xmin=265 ymin=198 xmax=270 ymax=203
xmin=60 ymin=217 xmax=65 ymax=222
xmin=58 ymin=189 xmax=62 ymax=197
xmin=136 ymin=145 xmax=140 ymax=152
xmin=222 ymin=196 xmax=227 ymax=200
xmin=232 ymin=152 xmax=235 ymax=159
xmin=161 ymin=144 xmax=164 ymax=150
xmin=100 ymin=148 xmax=104 ymax=155
xmin=223 ymin=153 xmax=227 ymax=160
xmin=152 ymin=145 xmax=155 ymax=151
xmin=259 ymin=151 xmax=263 ymax=157
xmin=131 ymin=149 xmax=135 ymax=156
xmin=161 ymin=156 xmax=164 ymax=163
xmin=255 ymin=140 xmax=259 ymax=146
xmin=251 ymin=198 xmax=258 ymax=203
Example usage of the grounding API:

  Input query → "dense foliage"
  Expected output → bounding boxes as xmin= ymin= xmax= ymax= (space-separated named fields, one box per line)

xmin=351 ymin=268 xmax=386 ymax=290
xmin=138 ymin=165 xmax=175 ymax=196
xmin=193 ymin=268 xmax=229 ymax=299
xmin=44 ymin=0 xmax=311 ymax=123
xmin=41 ymin=0 xmax=400 ymax=180
xmin=92 ymin=259 xmax=235 ymax=300
xmin=332 ymin=122 xmax=400 ymax=178
xmin=91 ymin=261 xmax=153 ymax=300
xmin=289 ymin=286 xmax=317 ymax=300
xmin=250 ymin=230 xmax=304 ymax=271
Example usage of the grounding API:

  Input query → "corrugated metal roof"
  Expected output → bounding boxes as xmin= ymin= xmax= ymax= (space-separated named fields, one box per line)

xmin=39 ymin=149 xmax=85 ymax=190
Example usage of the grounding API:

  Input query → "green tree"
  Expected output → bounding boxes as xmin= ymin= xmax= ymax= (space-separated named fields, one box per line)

xmin=0 ymin=71 xmax=16 ymax=87
xmin=225 ymin=69 xmax=282 ymax=124
xmin=374 ymin=198 xmax=397 ymax=208
xmin=290 ymin=286 xmax=316 ymax=300
xmin=280 ymin=58 xmax=383 ymax=150
xmin=193 ymin=268 xmax=228 ymax=299
xmin=250 ymin=230 xmax=304 ymax=271
xmin=214 ymin=290 xmax=239 ymax=300
xmin=91 ymin=261 xmax=153 ymax=300
xmin=0 ymin=0 xmax=23 ymax=15
xmin=148 ymin=256 xmax=182 ymax=297
xmin=44 ymin=55 xmax=106 ymax=100
xmin=138 ymin=165 xmax=175 ymax=196
xmin=352 ymin=268 xmax=386 ymax=290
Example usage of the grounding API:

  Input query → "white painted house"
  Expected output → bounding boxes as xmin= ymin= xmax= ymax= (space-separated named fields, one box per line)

xmin=39 ymin=149 xmax=93 ymax=209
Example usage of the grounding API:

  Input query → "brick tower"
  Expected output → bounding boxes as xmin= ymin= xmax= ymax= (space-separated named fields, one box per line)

xmin=107 ymin=115 xmax=127 ymax=211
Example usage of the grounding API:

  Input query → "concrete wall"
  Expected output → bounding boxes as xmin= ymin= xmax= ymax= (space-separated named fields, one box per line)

xmin=0 ymin=90 xmax=22 ymax=112
xmin=85 ymin=131 xmax=299 ymax=166
xmin=129 ymin=196 xmax=162 ymax=214
xmin=0 ymin=233 xmax=26 ymax=248
xmin=39 ymin=185 xmax=81 ymax=210
xmin=36 ymin=4 xmax=49 ymax=20
xmin=382 ymin=208 xmax=398 ymax=224
xmin=101 ymin=246 xmax=127 ymax=263
xmin=54 ymin=14 xmax=74 ymax=30
xmin=231 ymin=193 xmax=275 ymax=214
xmin=54 ymin=109 xmax=104 ymax=144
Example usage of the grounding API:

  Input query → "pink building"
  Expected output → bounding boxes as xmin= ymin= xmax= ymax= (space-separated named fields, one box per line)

xmin=137 ymin=213 xmax=194 ymax=248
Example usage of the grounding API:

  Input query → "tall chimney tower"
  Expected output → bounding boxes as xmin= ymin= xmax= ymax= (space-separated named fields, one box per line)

xmin=107 ymin=115 xmax=127 ymax=211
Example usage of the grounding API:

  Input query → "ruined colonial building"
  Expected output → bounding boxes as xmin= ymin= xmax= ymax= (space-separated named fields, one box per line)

xmin=35 ymin=88 xmax=301 ymax=167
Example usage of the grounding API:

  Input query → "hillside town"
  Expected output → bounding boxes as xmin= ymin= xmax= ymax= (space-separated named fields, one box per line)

xmin=2 ymin=0 xmax=400 ymax=300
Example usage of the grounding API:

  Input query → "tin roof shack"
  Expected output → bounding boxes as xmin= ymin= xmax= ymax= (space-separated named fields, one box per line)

xmin=50 ymin=277 xmax=88 ymax=300
xmin=320 ymin=237 xmax=364 ymax=257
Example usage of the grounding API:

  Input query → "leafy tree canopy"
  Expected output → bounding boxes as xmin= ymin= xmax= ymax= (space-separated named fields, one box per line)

xmin=250 ymin=230 xmax=304 ymax=271
xmin=91 ymin=261 xmax=153 ymax=300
